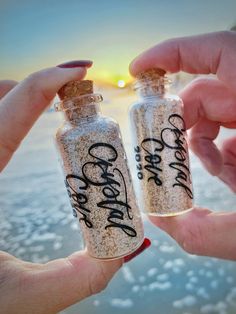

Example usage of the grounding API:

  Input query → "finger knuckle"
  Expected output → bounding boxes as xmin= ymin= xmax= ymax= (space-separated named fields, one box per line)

xmin=23 ymin=70 xmax=55 ymax=103
xmin=24 ymin=71 xmax=41 ymax=87
xmin=22 ymin=73 xmax=41 ymax=101
xmin=23 ymin=70 xmax=48 ymax=95
xmin=178 ymin=223 xmax=205 ymax=256
xmin=88 ymin=263 xmax=109 ymax=295
xmin=21 ymin=75 xmax=52 ymax=112
xmin=17 ymin=269 xmax=34 ymax=293
xmin=66 ymin=254 xmax=109 ymax=297
xmin=0 ymin=255 xmax=32 ymax=293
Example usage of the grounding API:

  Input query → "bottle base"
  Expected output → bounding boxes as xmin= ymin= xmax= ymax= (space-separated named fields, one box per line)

xmin=148 ymin=206 xmax=194 ymax=217
xmin=87 ymin=236 xmax=145 ymax=261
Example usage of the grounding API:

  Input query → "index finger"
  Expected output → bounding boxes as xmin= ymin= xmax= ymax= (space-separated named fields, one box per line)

xmin=129 ymin=31 xmax=236 ymax=91
xmin=0 ymin=66 xmax=87 ymax=171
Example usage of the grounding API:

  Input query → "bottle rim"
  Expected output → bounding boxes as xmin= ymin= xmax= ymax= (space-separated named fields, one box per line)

xmin=54 ymin=93 xmax=103 ymax=112
xmin=132 ymin=76 xmax=172 ymax=91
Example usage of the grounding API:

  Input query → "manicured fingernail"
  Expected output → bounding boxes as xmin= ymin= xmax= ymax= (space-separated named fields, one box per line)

xmin=57 ymin=60 xmax=93 ymax=68
xmin=124 ymin=238 xmax=151 ymax=263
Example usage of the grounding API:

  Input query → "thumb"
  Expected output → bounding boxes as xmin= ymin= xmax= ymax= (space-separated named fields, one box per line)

xmin=7 ymin=250 xmax=122 ymax=314
xmin=0 ymin=66 xmax=86 ymax=171
xmin=38 ymin=251 xmax=122 ymax=307
xmin=149 ymin=207 xmax=236 ymax=260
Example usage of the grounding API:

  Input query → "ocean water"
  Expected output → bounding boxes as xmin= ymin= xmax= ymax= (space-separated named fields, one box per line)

xmin=0 ymin=88 xmax=236 ymax=314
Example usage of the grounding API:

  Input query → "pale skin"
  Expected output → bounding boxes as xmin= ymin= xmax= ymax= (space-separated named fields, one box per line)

xmin=130 ymin=31 xmax=236 ymax=260
xmin=0 ymin=31 xmax=236 ymax=314
xmin=0 ymin=67 xmax=123 ymax=314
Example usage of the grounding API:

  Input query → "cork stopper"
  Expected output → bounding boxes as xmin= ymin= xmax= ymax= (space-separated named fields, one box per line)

xmin=136 ymin=68 xmax=166 ymax=81
xmin=58 ymin=80 xmax=93 ymax=101
xmin=133 ymin=68 xmax=168 ymax=96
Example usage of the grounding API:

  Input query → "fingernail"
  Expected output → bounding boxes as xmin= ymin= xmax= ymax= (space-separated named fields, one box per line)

xmin=57 ymin=60 xmax=93 ymax=68
xmin=124 ymin=238 xmax=151 ymax=263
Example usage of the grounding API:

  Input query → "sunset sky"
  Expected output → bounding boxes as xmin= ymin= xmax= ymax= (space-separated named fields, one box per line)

xmin=1 ymin=0 xmax=236 ymax=85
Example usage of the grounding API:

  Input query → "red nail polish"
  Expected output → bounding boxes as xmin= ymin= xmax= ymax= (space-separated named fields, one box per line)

xmin=57 ymin=60 xmax=93 ymax=68
xmin=124 ymin=238 xmax=151 ymax=263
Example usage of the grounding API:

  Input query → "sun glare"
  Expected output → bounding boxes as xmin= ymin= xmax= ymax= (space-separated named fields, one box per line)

xmin=117 ymin=80 xmax=126 ymax=88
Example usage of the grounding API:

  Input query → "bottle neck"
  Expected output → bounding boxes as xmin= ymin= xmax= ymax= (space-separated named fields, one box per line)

xmin=134 ymin=76 xmax=170 ymax=98
xmin=56 ymin=93 xmax=102 ymax=122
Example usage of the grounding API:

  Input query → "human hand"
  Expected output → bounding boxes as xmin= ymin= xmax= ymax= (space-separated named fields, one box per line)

xmin=0 ymin=63 xmax=124 ymax=314
xmin=130 ymin=31 xmax=236 ymax=260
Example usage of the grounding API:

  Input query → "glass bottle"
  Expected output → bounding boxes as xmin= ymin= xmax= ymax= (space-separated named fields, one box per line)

xmin=55 ymin=80 xmax=144 ymax=259
xmin=129 ymin=68 xmax=193 ymax=216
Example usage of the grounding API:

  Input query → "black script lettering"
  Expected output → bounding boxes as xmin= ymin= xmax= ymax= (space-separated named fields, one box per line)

xmin=134 ymin=146 xmax=143 ymax=180
xmin=82 ymin=143 xmax=120 ymax=187
xmin=141 ymin=138 xmax=164 ymax=186
xmin=89 ymin=142 xmax=117 ymax=163
xmin=160 ymin=114 xmax=193 ymax=199
xmin=169 ymin=162 xmax=193 ymax=198
xmin=175 ymin=150 xmax=186 ymax=162
xmin=75 ymin=142 xmax=136 ymax=237
xmin=65 ymin=174 xmax=93 ymax=228
xmin=105 ymin=222 xmax=137 ymax=237
xmin=97 ymin=166 xmax=135 ymax=235
xmin=168 ymin=114 xmax=186 ymax=132
xmin=161 ymin=114 xmax=186 ymax=152
xmin=113 ymin=168 xmax=132 ymax=220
